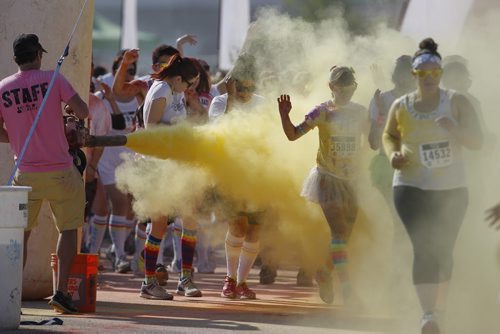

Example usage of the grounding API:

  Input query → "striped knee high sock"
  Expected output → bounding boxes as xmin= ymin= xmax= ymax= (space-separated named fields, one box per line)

xmin=144 ymin=234 xmax=162 ymax=284
xmin=225 ymin=232 xmax=244 ymax=279
xmin=331 ymin=238 xmax=350 ymax=296
xmin=156 ymin=234 xmax=166 ymax=266
xmin=108 ymin=215 xmax=129 ymax=262
xmin=89 ymin=215 xmax=108 ymax=254
xmin=237 ymin=241 xmax=260 ymax=285
xmin=181 ymin=228 xmax=197 ymax=280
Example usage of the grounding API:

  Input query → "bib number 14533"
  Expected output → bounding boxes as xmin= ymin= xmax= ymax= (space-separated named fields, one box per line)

xmin=419 ymin=141 xmax=452 ymax=168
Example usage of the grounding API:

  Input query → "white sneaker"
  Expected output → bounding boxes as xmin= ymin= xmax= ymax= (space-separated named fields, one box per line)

xmin=140 ymin=280 xmax=174 ymax=300
xmin=115 ymin=258 xmax=131 ymax=273
xmin=421 ymin=312 xmax=440 ymax=334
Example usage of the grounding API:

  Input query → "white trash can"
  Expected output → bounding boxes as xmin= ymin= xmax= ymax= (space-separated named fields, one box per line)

xmin=0 ymin=186 xmax=31 ymax=330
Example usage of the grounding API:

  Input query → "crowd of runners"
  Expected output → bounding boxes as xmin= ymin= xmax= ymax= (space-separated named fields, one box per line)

xmin=1 ymin=27 xmax=496 ymax=334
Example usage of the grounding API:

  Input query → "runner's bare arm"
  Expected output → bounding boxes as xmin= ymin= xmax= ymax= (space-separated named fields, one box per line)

xmin=66 ymin=94 xmax=89 ymax=120
xmin=277 ymin=94 xmax=311 ymax=141
xmin=146 ymin=98 xmax=167 ymax=126
xmin=382 ymin=100 xmax=401 ymax=157
xmin=112 ymin=49 xmax=147 ymax=100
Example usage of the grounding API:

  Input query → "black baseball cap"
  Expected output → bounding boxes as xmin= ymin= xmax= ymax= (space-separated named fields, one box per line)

xmin=13 ymin=33 xmax=47 ymax=57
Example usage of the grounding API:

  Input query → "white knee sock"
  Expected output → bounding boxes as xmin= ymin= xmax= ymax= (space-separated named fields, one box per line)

xmin=108 ymin=215 xmax=128 ymax=262
xmin=89 ymin=215 xmax=108 ymax=254
xmin=225 ymin=232 xmax=244 ymax=279
xmin=237 ymin=241 xmax=260 ymax=285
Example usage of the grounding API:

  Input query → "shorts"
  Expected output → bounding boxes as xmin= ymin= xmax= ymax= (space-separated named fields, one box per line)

xmin=301 ymin=167 xmax=357 ymax=209
xmin=202 ymin=186 xmax=264 ymax=224
xmin=98 ymin=146 xmax=133 ymax=186
xmin=14 ymin=166 xmax=85 ymax=232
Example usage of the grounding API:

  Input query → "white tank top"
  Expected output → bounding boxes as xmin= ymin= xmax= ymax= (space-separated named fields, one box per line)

xmin=393 ymin=89 xmax=466 ymax=190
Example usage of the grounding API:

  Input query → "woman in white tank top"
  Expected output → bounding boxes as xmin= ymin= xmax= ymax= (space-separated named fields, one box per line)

xmin=383 ymin=38 xmax=483 ymax=334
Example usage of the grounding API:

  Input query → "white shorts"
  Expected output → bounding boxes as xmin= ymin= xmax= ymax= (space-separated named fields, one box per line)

xmin=97 ymin=146 xmax=133 ymax=186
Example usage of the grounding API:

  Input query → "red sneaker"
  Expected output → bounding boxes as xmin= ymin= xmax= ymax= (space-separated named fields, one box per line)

xmin=221 ymin=276 xmax=237 ymax=298
xmin=236 ymin=282 xmax=256 ymax=299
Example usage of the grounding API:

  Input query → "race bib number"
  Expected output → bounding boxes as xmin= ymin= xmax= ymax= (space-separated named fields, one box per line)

xmin=331 ymin=136 xmax=356 ymax=158
xmin=419 ymin=141 xmax=452 ymax=168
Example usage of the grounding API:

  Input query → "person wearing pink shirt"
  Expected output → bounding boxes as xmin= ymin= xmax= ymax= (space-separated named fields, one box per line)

xmin=0 ymin=34 xmax=88 ymax=314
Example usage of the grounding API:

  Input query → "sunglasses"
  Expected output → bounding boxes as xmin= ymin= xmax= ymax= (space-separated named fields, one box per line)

xmin=235 ymin=82 xmax=256 ymax=93
xmin=127 ymin=68 xmax=137 ymax=76
xmin=182 ymin=77 xmax=196 ymax=88
xmin=413 ymin=68 xmax=443 ymax=79
xmin=335 ymin=82 xmax=358 ymax=91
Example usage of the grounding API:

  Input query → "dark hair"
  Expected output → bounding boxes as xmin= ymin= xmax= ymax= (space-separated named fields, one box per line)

xmin=188 ymin=58 xmax=210 ymax=94
xmin=14 ymin=51 xmax=39 ymax=65
xmin=392 ymin=55 xmax=412 ymax=79
xmin=152 ymin=44 xmax=180 ymax=65
xmin=93 ymin=65 xmax=108 ymax=78
xmin=413 ymin=38 xmax=442 ymax=61
xmin=150 ymin=54 xmax=199 ymax=82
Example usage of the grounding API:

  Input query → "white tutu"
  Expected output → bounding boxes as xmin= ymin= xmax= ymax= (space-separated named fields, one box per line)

xmin=301 ymin=167 xmax=357 ymax=209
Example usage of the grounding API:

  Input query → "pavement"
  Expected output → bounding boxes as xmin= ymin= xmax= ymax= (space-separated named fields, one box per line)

xmin=13 ymin=251 xmax=401 ymax=334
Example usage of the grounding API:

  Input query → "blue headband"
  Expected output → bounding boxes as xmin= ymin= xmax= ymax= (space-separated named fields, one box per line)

xmin=412 ymin=53 xmax=441 ymax=69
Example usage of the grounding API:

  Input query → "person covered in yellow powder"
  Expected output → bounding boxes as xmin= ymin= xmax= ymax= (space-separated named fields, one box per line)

xmin=277 ymin=66 xmax=366 ymax=304
xmin=383 ymin=38 xmax=483 ymax=334
xmin=208 ymin=54 xmax=265 ymax=300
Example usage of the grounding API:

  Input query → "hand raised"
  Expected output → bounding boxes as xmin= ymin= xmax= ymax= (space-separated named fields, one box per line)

xmin=122 ymin=49 xmax=139 ymax=65
xmin=176 ymin=34 xmax=198 ymax=47
xmin=277 ymin=94 xmax=292 ymax=116
xmin=486 ymin=203 xmax=500 ymax=230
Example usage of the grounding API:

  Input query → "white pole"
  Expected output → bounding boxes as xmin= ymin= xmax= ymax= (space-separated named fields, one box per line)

xmin=121 ymin=0 xmax=138 ymax=50
xmin=218 ymin=0 xmax=250 ymax=71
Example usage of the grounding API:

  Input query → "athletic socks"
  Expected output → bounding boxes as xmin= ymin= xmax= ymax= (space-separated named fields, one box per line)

xmin=144 ymin=234 xmax=162 ymax=284
xmin=224 ymin=232 xmax=244 ymax=279
xmin=181 ymin=228 xmax=197 ymax=280
xmin=108 ymin=215 xmax=129 ymax=262
xmin=331 ymin=238 xmax=350 ymax=297
xmin=237 ymin=241 xmax=260 ymax=285
xmin=88 ymin=215 xmax=108 ymax=254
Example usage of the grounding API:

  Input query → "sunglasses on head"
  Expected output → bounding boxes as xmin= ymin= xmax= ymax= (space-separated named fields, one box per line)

xmin=413 ymin=68 xmax=443 ymax=79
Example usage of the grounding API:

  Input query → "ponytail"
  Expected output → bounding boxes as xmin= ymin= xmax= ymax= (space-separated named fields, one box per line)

xmin=151 ymin=54 xmax=198 ymax=82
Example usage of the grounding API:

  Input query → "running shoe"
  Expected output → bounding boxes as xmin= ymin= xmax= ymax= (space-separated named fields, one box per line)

xmin=48 ymin=290 xmax=78 ymax=314
xmin=259 ymin=265 xmax=277 ymax=285
xmin=236 ymin=282 xmax=257 ymax=299
xmin=296 ymin=268 xmax=314 ymax=287
xmin=115 ymin=258 xmax=131 ymax=274
xmin=221 ymin=276 xmax=237 ymax=299
xmin=176 ymin=277 xmax=202 ymax=297
xmin=421 ymin=312 xmax=440 ymax=334
xmin=155 ymin=264 xmax=169 ymax=286
xmin=140 ymin=280 xmax=174 ymax=300
xmin=316 ymin=268 xmax=334 ymax=304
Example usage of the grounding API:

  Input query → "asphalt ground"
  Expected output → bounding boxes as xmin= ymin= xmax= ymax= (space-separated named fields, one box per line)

xmin=14 ymin=255 xmax=401 ymax=334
